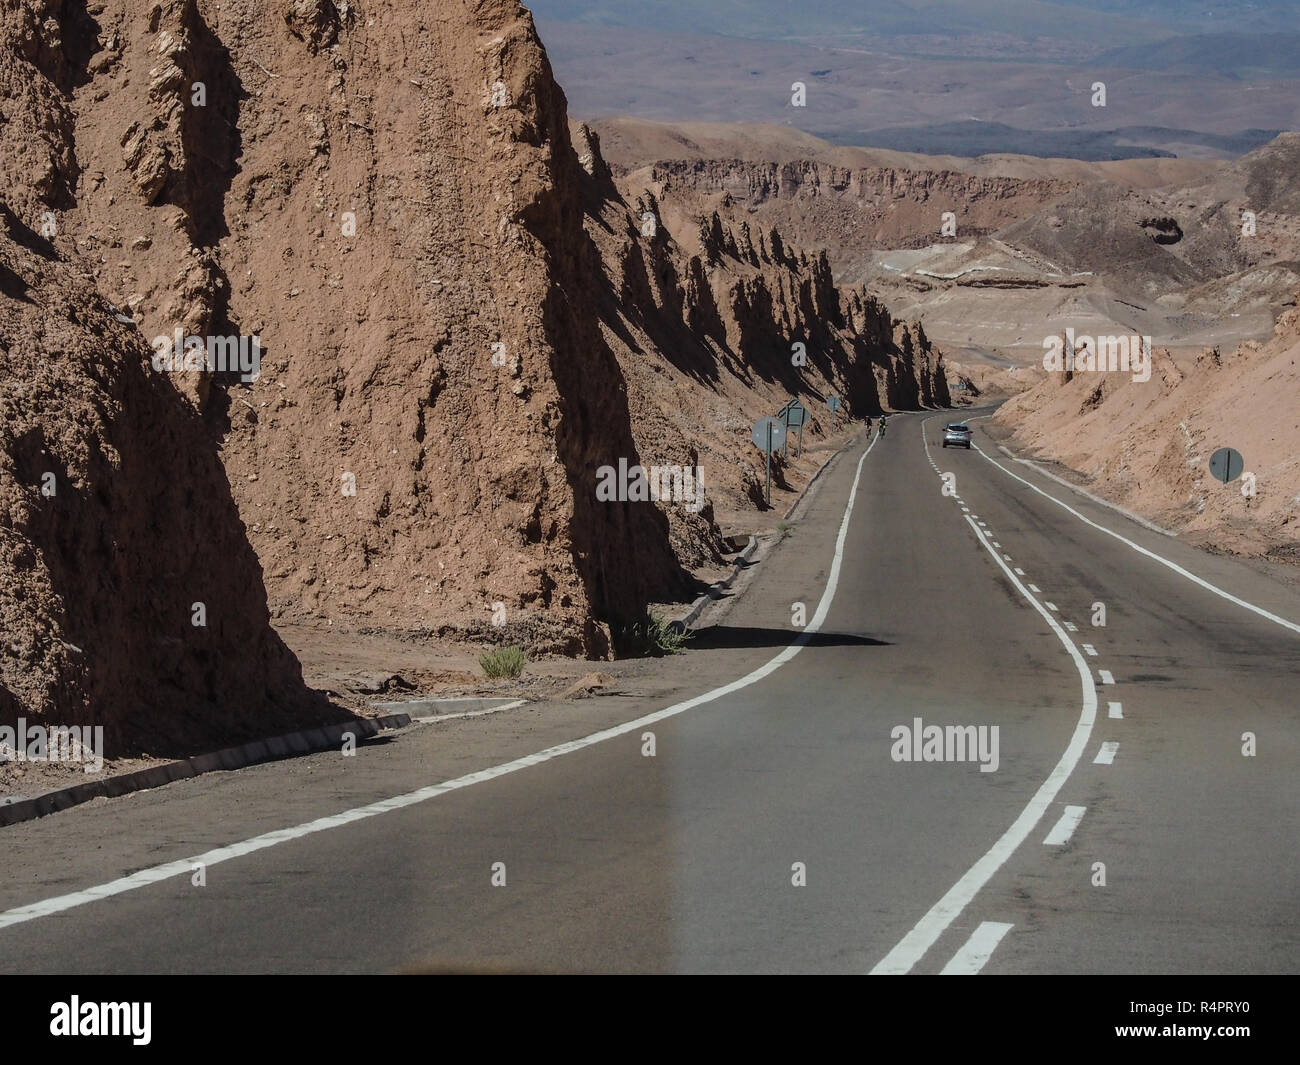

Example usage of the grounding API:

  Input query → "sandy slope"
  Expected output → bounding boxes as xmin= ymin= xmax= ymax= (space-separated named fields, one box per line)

xmin=996 ymin=301 xmax=1300 ymax=559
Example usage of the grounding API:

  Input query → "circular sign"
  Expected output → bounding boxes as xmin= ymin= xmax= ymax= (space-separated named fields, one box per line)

xmin=752 ymin=416 xmax=786 ymax=453
xmin=826 ymin=395 xmax=842 ymax=413
xmin=1208 ymin=447 xmax=1244 ymax=484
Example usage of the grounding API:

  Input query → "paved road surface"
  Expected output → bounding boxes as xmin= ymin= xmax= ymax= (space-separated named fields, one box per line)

xmin=1 ymin=410 xmax=1296 ymax=973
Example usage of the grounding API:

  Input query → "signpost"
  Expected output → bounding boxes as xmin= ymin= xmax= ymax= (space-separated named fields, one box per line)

xmin=777 ymin=399 xmax=809 ymax=459
xmin=752 ymin=416 xmax=786 ymax=509
xmin=826 ymin=395 xmax=842 ymax=414
xmin=1209 ymin=447 xmax=1244 ymax=484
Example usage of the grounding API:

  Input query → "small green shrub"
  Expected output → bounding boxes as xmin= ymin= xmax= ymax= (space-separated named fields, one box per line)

xmin=480 ymin=645 xmax=527 ymax=679
xmin=615 ymin=611 xmax=691 ymax=658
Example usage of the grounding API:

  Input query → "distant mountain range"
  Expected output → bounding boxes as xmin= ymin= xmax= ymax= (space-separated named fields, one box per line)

xmin=530 ymin=1 xmax=1300 ymax=159
xmin=1095 ymin=33 xmax=1300 ymax=77
xmin=817 ymin=122 xmax=1283 ymax=162
xmin=532 ymin=0 xmax=1299 ymax=55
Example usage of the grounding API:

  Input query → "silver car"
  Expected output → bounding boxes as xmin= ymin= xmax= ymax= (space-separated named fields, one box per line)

xmin=942 ymin=423 xmax=972 ymax=449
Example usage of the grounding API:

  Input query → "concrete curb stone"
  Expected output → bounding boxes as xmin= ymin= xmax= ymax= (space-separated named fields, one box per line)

xmin=0 ymin=712 xmax=412 ymax=830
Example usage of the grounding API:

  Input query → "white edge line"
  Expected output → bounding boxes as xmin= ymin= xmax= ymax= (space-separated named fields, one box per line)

xmin=869 ymin=513 xmax=1097 ymax=974
xmin=974 ymin=443 xmax=1300 ymax=636
xmin=0 ymin=437 xmax=888 ymax=932
xmin=1008 ymin=453 xmax=1177 ymax=537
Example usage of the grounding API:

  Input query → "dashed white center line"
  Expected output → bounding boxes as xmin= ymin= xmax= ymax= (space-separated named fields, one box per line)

xmin=1093 ymin=742 xmax=1119 ymax=765
xmin=961 ymin=506 xmax=970 ymax=512
xmin=1108 ymin=701 xmax=1123 ymax=719
xmin=1045 ymin=602 xmax=1058 ymax=612
xmin=940 ymin=922 xmax=1015 ymax=975
xmin=1082 ymin=643 xmax=1098 ymax=656
xmin=1064 ymin=622 xmax=1078 ymax=632
xmin=1014 ymin=567 xmax=1025 ymax=576
xmin=1028 ymin=583 xmax=1041 ymax=593
xmin=992 ymin=541 xmax=1001 ymax=548
xmin=1043 ymin=805 xmax=1087 ymax=845
xmin=1099 ymin=670 xmax=1115 ymax=685
xmin=872 ymin=484 xmax=1099 ymax=975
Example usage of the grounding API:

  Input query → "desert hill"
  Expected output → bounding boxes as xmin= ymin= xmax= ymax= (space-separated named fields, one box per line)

xmin=593 ymin=118 xmax=1300 ymax=364
xmin=994 ymin=290 xmax=1300 ymax=560
xmin=1 ymin=0 xmax=949 ymax=756
xmin=0 ymin=203 xmax=330 ymax=752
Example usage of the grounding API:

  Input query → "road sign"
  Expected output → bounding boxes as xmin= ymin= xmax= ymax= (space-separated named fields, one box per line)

xmin=826 ymin=395 xmax=842 ymax=413
xmin=778 ymin=399 xmax=808 ymax=428
xmin=1208 ymin=447 xmax=1244 ymax=484
xmin=752 ymin=416 xmax=785 ymax=509
xmin=777 ymin=400 xmax=808 ymax=458
xmin=751 ymin=416 xmax=785 ymax=452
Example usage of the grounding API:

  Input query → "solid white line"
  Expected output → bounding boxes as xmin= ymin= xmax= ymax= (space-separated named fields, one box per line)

xmin=1108 ymin=701 xmax=1123 ymax=719
xmin=0 ymin=439 xmax=888 ymax=933
xmin=1001 ymin=450 xmax=1176 ymax=537
xmin=870 ymin=514 xmax=1097 ymax=974
xmin=1099 ymin=670 xmax=1115 ymax=685
xmin=1094 ymin=742 xmax=1118 ymax=765
xmin=1082 ymin=644 xmax=1097 ymax=656
xmin=974 ymin=444 xmax=1300 ymax=636
xmin=1043 ymin=805 xmax=1087 ymax=845
xmin=940 ymin=921 xmax=1015 ymax=975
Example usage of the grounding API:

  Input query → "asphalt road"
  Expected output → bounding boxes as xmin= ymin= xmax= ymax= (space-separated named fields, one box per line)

xmin=1 ymin=410 xmax=1296 ymax=973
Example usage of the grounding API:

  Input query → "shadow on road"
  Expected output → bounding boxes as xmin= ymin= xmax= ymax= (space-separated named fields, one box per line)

xmin=688 ymin=625 xmax=890 ymax=650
